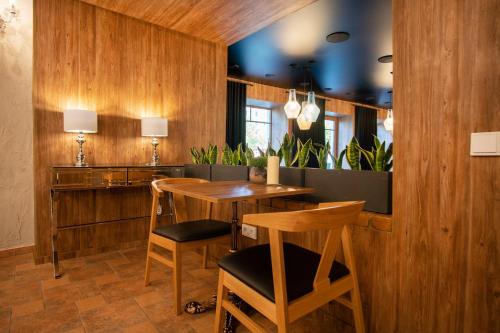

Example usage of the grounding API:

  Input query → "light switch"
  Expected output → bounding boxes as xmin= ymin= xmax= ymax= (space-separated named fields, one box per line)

xmin=470 ymin=132 xmax=500 ymax=156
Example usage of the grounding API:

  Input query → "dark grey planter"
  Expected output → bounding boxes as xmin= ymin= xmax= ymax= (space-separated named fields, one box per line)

xmin=279 ymin=167 xmax=305 ymax=187
xmin=304 ymin=168 xmax=392 ymax=214
xmin=211 ymin=165 xmax=249 ymax=181
xmin=184 ymin=164 xmax=212 ymax=180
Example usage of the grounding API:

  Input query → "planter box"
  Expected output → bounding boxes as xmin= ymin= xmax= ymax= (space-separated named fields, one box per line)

xmin=211 ymin=165 xmax=249 ymax=181
xmin=304 ymin=168 xmax=392 ymax=214
xmin=279 ymin=167 xmax=305 ymax=187
xmin=184 ymin=164 xmax=212 ymax=180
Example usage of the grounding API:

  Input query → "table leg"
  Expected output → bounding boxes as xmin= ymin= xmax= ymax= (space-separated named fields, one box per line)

xmin=50 ymin=191 xmax=62 ymax=279
xmin=230 ymin=201 xmax=238 ymax=253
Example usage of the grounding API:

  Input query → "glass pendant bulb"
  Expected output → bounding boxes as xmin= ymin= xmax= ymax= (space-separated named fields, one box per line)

xmin=384 ymin=109 xmax=393 ymax=132
xmin=284 ymin=89 xmax=301 ymax=119
xmin=302 ymin=91 xmax=320 ymax=122
xmin=297 ymin=102 xmax=312 ymax=130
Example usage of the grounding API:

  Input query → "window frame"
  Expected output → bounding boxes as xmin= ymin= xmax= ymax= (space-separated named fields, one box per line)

xmin=324 ymin=115 xmax=339 ymax=157
xmin=245 ymin=105 xmax=273 ymax=152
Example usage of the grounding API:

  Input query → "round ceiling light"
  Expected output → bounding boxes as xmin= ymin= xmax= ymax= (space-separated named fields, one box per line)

xmin=378 ymin=55 xmax=393 ymax=63
xmin=326 ymin=32 xmax=350 ymax=43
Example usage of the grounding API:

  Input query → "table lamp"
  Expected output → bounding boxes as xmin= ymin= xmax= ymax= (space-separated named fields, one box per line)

xmin=141 ymin=117 xmax=168 ymax=166
xmin=64 ymin=109 xmax=98 ymax=167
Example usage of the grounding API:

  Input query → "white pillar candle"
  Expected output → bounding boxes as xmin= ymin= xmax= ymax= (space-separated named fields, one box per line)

xmin=267 ymin=156 xmax=280 ymax=185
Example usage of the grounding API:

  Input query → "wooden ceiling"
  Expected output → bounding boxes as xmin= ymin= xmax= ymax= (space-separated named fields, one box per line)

xmin=80 ymin=0 xmax=317 ymax=45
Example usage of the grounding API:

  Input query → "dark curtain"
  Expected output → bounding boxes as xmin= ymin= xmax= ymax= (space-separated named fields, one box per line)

xmin=292 ymin=95 xmax=326 ymax=168
xmin=354 ymin=106 xmax=377 ymax=170
xmin=226 ymin=81 xmax=247 ymax=149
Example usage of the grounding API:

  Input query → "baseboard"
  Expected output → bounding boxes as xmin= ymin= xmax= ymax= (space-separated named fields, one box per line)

xmin=0 ymin=244 xmax=34 ymax=258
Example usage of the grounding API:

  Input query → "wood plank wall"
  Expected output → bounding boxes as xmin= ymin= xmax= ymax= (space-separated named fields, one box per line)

xmin=33 ymin=0 xmax=227 ymax=262
xmin=393 ymin=0 xmax=499 ymax=332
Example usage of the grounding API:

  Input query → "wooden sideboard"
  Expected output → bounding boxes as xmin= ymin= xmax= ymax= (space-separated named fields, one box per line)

xmin=50 ymin=165 xmax=183 ymax=278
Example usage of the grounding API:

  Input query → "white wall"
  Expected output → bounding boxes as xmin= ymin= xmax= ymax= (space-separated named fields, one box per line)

xmin=0 ymin=0 xmax=34 ymax=250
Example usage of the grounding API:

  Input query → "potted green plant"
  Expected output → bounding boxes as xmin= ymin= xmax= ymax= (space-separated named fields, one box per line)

xmin=248 ymin=156 xmax=267 ymax=184
xmin=277 ymin=133 xmax=304 ymax=186
xmin=304 ymin=136 xmax=393 ymax=214
xmin=184 ymin=144 xmax=217 ymax=180
xmin=211 ymin=144 xmax=249 ymax=181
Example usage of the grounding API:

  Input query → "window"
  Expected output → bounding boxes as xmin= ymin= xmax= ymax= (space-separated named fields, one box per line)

xmin=246 ymin=106 xmax=271 ymax=154
xmin=325 ymin=118 xmax=336 ymax=168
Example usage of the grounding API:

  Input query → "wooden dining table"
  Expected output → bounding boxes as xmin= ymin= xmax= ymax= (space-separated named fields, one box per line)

xmin=156 ymin=180 xmax=315 ymax=252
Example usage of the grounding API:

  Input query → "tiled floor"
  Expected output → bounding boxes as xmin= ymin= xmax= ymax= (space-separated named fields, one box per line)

xmin=0 ymin=247 xmax=353 ymax=333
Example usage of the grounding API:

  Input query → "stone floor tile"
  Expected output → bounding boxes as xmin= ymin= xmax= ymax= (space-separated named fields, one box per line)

xmin=10 ymin=303 xmax=81 ymax=333
xmin=80 ymin=298 xmax=148 ymax=333
xmin=11 ymin=300 xmax=44 ymax=318
xmin=75 ymin=295 xmax=107 ymax=313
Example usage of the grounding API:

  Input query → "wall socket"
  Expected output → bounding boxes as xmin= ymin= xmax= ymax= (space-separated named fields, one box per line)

xmin=241 ymin=223 xmax=257 ymax=240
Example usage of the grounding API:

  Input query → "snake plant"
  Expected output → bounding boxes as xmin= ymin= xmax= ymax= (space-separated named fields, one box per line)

xmin=191 ymin=144 xmax=218 ymax=164
xmin=359 ymin=136 xmax=393 ymax=171
xmin=206 ymin=144 xmax=218 ymax=164
xmin=297 ymin=138 xmax=312 ymax=168
xmin=222 ymin=144 xmax=240 ymax=166
xmin=258 ymin=143 xmax=278 ymax=158
xmin=334 ymin=149 xmax=346 ymax=169
xmin=190 ymin=147 xmax=202 ymax=164
xmin=346 ymin=136 xmax=361 ymax=170
xmin=278 ymin=133 xmax=299 ymax=167
xmin=238 ymin=143 xmax=255 ymax=166
xmin=311 ymin=142 xmax=331 ymax=169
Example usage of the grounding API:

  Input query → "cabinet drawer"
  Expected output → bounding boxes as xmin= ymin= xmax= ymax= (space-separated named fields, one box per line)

xmin=127 ymin=167 xmax=183 ymax=186
xmin=52 ymin=168 xmax=127 ymax=189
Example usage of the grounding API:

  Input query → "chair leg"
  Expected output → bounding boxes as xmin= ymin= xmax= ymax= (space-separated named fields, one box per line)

xmin=351 ymin=285 xmax=365 ymax=333
xmin=214 ymin=269 xmax=227 ymax=333
xmin=276 ymin=313 xmax=289 ymax=333
xmin=173 ymin=244 xmax=182 ymax=315
xmin=144 ymin=242 xmax=153 ymax=286
xmin=202 ymin=245 xmax=208 ymax=268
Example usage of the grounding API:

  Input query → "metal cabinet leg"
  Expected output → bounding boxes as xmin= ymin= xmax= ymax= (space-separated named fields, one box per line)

xmin=51 ymin=191 xmax=62 ymax=279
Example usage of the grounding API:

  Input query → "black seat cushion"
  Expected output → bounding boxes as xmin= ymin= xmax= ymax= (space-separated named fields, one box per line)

xmin=218 ymin=242 xmax=350 ymax=303
xmin=153 ymin=220 xmax=231 ymax=242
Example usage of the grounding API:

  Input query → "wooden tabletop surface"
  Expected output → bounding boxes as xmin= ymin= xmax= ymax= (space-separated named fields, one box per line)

xmin=157 ymin=180 xmax=315 ymax=203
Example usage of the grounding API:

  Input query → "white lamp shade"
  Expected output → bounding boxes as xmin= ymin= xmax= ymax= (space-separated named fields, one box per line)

xmin=302 ymin=92 xmax=320 ymax=122
xmin=284 ymin=89 xmax=301 ymax=119
xmin=297 ymin=102 xmax=312 ymax=130
xmin=141 ymin=117 xmax=168 ymax=137
xmin=64 ymin=109 xmax=98 ymax=133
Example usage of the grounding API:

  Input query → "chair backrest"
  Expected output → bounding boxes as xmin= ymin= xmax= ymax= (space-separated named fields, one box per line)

xmin=242 ymin=201 xmax=365 ymax=300
xmin=151 ymin=177 xmax=211 ymax=223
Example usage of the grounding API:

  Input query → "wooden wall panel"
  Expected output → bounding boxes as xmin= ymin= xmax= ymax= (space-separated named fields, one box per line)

xmin=33 ymin=0 xmax=227 ymax=262
xmin=246 ymin=82 xmax=288 ymax=105
xmin=393 ymin=0 xmax=499 ymax=332
xmin=80 ymin=0 xmax=316 ymax=44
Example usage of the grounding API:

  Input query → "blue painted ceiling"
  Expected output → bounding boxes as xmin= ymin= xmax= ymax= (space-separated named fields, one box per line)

xmin=228 ymin=0 xmax=393 ymax=108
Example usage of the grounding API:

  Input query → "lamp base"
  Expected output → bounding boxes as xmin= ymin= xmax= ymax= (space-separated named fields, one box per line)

xmin=147 ymin=137 xmax=160 ymax=166
xmin=74 ymin=133 xmax=88 ymax=167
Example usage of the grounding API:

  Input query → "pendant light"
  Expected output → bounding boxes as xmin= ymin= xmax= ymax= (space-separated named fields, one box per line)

xmin=297 ymin=101 xmax=312 ymax=130
xmin=301 ymin=66 xmax=320 ymax=122
xmin=284 ymin=89 xmax=301 ymax=119
xmin=302 ymin=91 xmax=320 ymax=122
xmin=384 ymin=109 xmax=393 ymax=132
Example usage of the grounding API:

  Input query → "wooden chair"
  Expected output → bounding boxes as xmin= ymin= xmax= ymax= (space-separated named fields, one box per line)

xmin=214 ymin=201 xmax=366 ymax=333
xmin=144 ymin=178 xmax=232 ymax=315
